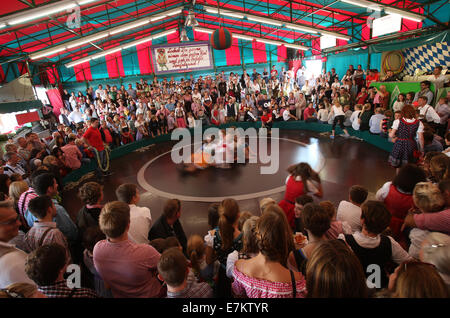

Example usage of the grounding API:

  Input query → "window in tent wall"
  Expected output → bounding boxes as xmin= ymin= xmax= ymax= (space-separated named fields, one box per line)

xmin=304 ymin=60 xmax=323 ymax=82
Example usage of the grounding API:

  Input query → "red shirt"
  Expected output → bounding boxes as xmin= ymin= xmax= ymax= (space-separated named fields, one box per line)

xmin=261 ymin=113 xmax=272 ymax=123
xmin=356 ymin=92 xmax=368 ymax=105
xmin=303 ymin=107 xmax=316 ymax=120
xmin=366 ymin=73 xmax=379 ymax=88
xmin=83 ymin=126 xmax=104 ymax=151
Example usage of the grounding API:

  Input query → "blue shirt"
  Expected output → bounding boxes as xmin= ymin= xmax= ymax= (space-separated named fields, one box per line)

xmin=369 ymin=114 xmax=385 ymax=134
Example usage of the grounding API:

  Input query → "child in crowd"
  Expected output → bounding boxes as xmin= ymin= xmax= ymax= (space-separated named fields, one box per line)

xmin=407 ymin=182 xmax=446 ymax=259
xmin=158 ymin=248 xmax=213 ymax=298
xmin=187 ymin=234 xmax=219 ymax=283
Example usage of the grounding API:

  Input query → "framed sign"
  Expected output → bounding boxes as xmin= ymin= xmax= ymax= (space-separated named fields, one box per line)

xmin=152 ymin=41 xmax=214 ymax=74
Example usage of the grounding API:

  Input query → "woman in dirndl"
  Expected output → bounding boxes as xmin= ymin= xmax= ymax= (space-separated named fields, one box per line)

xmin=388 ymin=105 xmax=424 ymax=172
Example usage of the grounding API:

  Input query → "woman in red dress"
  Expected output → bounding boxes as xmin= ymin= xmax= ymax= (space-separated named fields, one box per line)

xmin=278 ymin=163 xmax=323 ymax=229
xmin=375 ymin=164 xmax=427 ymax=248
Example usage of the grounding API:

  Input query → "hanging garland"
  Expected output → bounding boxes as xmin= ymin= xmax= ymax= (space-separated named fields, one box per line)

xmin=382 ymin=51 xmax=405 ymax=75
xmin=91 ymin=144 xmax=111 ymax=172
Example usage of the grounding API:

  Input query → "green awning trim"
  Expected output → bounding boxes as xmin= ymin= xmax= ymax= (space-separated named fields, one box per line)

xmin=369 ymin=30 xmax=450 ymax=53
xmin=0 ymin=100 xmax=43 ymax=114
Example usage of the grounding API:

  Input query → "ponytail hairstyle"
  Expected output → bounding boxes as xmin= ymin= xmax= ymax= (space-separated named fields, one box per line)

xmin=187 ymin=235 xmax=205 ymax=274
xmin=218 ymin=198 xmax=240 ymax=251
xmin=287 ymin=162 xmax=319 ymax=193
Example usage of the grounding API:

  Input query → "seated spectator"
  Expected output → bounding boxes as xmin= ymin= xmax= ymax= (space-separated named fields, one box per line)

xmin=419 ymin=232 xmax=450 ymax=286
xmin=320 ymin=201 xmax=352 ymax=240
xmin=388 ymin=260 xmax=448 ymax=298
xmin=402 ymin=181 xmax=450 ymax=236
xmin=317 ymin=103 xmax=328 ymax=124
xmin=350 ymin=104 xmax=363 ymax=131
xmin=288 ymin=203 xmax=330 ymax=275
xmin=93 ymin=201 xmax=162 ymax=298
xmin=293 ymin=194 xmax=314 ymax=234
xmin=76 ymin=182 xmax=103 ymax=239
xmin=380 ymin=110 xmax=393 ymax=138
xmin=429 ymin=153 xmax=450 ymax=184
xmin=303 ymin=103 xmax=317 ymax=122
xmin=226 ymin=216 xmax=259 ymax=278
xmin=61 ymin=134 xmax=83 ymax=170
xmin=343 ymin=105 xmax=352 ymax=127
xmin=25 ymin=244 xmax=98 ymax=298
xmin=158 ymin=247 xmax=213 ymax=298
xmin=369 ymin=107 xmax=385 ymax=135
xmin=356 ymin=87 xmax=368 ymax=105
xmin=435 ymin=96 xmax=450 ymax=137
xmin=232 ymin=208 xmax=307 ymax=298
xmin=376 ymin=164 xmax=427 ymax=245
xmin=306 ymin=240 xmax=368 ymax=297
xmin=260 ymin=109 xmax=273 ymax=133
xmin=423 ymin=130 xmax=444 ymax=153
xmin=0 ymin=200 xmax=35 ymax=288
xmin=148 ymin=199 xmax=187 ymax=253
xmin=337 ymin=185 xmax=368 ymax=233
xmin=408 ymin=182 xmax=446 ymax=259
xmin=358 ymin=104 xmax=373 ymax=132
xmin=339 ymin=201 xmax=412 ymax=289
xmin=116 ymin=183 xmax=152 ymax=244
xmin=392 ymin=93 xmax=405 ymax=113
xmin=23 ymin=196 xmax=71 ymax=262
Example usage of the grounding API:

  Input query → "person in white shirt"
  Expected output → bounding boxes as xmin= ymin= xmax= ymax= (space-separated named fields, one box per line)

xmin=68 ymin=106 xmax=84 ymax=126
xmin=282 ymin=106 xmax=297 ymax=121
xmin=0 ymin=200 xmax=36 ymax=288
xmin=428 ymin=66 xmax=449 ymax=90
xmin=416 ymin=96 xmax=440 ymax=124
xmin=331 ymin=78 xmax=341 ymax=90
xmin=115 ymin=184 xmax=152 ymax=245
xmin=350 ymin=104 xmax=363 ymax=130
xmin=338 ymin=201 xmax=412 ymax=289
xmin=317 ymin=103 xmax=329 ymax=124
xmin=337 ymin=185 xmax=368 ymax=233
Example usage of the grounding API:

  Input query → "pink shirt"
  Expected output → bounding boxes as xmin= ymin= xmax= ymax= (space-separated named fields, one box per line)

xmin=93 ymin=239 xmax=161 ymax=298
xmin=61 ymin=144 xmax=82 ymax=170
xmin=232 ymin=267 xmax=307 ymax=298
xmin=414 ymin=208 xmax=450 ymax=235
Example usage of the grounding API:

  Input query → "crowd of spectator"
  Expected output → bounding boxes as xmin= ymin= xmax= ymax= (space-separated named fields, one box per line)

xmin=0 ymin=64 xmax=449 ymax=299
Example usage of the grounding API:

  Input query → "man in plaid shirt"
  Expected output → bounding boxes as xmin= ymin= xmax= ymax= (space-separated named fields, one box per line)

xmin=158 ymin=247 xmax=213 ymax=298
xmin=25 ymin=244 xmax=98 ymax=298
xmin=23 ymin=196 xmax=71 ymax=263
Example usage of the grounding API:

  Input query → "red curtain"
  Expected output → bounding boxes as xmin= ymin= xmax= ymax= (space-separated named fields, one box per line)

xmin=277 ymin=45 xmax=287 ymax=62
xmin=46 ymin=88 xmax=64 ymax=116
xmin=225 ymin=38 xmax=241 ymax=65
xmin=136 ymin=40 xmax=154 ymax=74
xmin=252 ymin=41 xmax=267 ymax=63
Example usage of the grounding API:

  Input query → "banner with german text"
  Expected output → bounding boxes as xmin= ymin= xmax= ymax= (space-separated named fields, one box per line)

xmin=151 ymin=41 xmax=213 ymax=75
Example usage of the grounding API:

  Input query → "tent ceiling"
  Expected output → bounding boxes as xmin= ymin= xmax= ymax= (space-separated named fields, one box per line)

xmin=0 ymin=0 xmax=447 ymax=66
